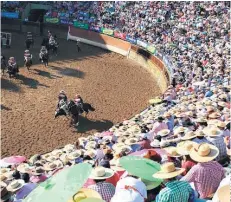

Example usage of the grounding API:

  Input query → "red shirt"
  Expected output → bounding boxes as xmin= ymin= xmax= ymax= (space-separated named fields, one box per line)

xmin=181 ymin=160 xmax=196 ymax=176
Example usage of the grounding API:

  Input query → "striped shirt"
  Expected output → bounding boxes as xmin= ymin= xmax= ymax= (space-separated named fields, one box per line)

xmin=206 ymin=136 xmax=227 ymax=161
xmin=181 ymin=161 xmax=225 ymax=198
xmin=88 ymin=181 xmax=115 ymax=202
xmin=156 ymin=180 xmax=193 ymax=202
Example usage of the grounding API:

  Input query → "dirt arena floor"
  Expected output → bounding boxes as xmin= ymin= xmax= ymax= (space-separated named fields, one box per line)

xmin=1 ymin=33 xmax=161 ymax=158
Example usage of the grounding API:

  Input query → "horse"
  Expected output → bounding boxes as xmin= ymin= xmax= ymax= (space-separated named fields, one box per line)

xmin=7 ymin=64 xmax=19 ymax=78
xmin=1 ymin=56 xmax=6 ymax=75
xmin=24 ymin=57 xmax=32 ymax=70
xmin=39 ymin=52 xmax=49 ymax=67
xmin=80 ymin=103 xmax=95 ymax=116
xmin=48 ymin=40 xmax=58 ymax=56
xmin=25 ymin=39 xmax=34 ymax=49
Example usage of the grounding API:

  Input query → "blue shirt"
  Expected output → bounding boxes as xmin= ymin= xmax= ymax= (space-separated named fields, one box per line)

xmin=165 ymin=116 xmax=174 ymax=132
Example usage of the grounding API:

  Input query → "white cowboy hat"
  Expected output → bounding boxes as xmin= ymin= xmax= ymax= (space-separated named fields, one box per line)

xmin=181 ymin=131 xmax=197 ymax=140
xmin=30 ymin=167 xmax=45 ymax=176
xmin=63 ymin=144 xmax=75 ymax=153
xmin=85 ymin=141 xmax=97 ymax=150
xmin=67 ymin=150 xmax=82 ymax=161
xmin=113 ymin=144 xmax=132 ymax=154
xmin=6 ymin=180 xmax=25 ymax=192
xmin=202 ymin=127 xmax=222 ymax=137
xmin=17 ymin=163 xmax=32 ymax=173
xmin=51 ymin=149 xmax=63 ymax=157
xmin=150 ymin=139 xmax=160 ymax=148
xmin=124 ymin=138 xmax=139 ymax=145
xmin=43 ymin=160 xmax=63 ymax=171
xmin=153 ymin=162 xmax=185 ymax=179
xmin=174 ymin=127 xmax=188 ymax=135
xmin=89 ymin=167 xmax=114 ymax=180
xmin=85 ymin=149 xmax=96 ymax=159
xmin=189 ymin=143 xmax=219 ymax=163
xmin=157 ymin=129 xmax=170 ymax=137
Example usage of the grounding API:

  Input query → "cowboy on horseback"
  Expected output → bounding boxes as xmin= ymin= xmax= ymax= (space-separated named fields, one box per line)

xmin=74 ymin=94 xmax=84 ymax=112
xmin=24 ymin=50 xmax=32 ymax=64
xmin=7 ymin=57 xmax=19 ymax=76
xmin=39 ymin=46 xmax=48 ymax=61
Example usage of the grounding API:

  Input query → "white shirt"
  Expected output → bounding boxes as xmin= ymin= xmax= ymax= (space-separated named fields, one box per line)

xmin=114 ymin=177 xmax=147 ymax=199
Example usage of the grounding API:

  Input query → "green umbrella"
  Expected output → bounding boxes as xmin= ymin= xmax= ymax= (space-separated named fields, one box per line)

xmin=119 ymin=156 xmax=162 ymax=182
xmin=23 ymin=163 xmax=92 ymax=202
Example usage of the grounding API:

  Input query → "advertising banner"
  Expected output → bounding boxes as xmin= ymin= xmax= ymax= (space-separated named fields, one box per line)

xmin=147 ymin=45 xmax=156 ymax=54
xmin=101 ymin=28 xmax=114 ymax=36
xmin=126 ymin=36 xmax=137 ymax=44
xmin=44 ymin=17 xmax=59 ymax=24
xmin=1 ymin=12 xmax=19 ymax=19
xmin=137 ymin=39 xmax=147 ymax=48
xmin=73 ymin=21 xmax=89 ymax=30
xmin=114 ymin=32 xmax=126 ymax=40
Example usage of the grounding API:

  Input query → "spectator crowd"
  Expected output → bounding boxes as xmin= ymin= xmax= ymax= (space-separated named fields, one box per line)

xmin=1 ymin=1 xmax=230 ymax=202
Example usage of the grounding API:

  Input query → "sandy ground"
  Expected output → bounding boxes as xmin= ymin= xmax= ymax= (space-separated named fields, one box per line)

xmin=1 ymin=33 xmax=161 ymax=158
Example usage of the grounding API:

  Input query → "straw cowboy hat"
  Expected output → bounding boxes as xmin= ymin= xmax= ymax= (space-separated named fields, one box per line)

xmin=43 ymin=160 xmax=63 ymax=171
xmin=67 ymin=150 xmax=82 ymax=161
xmin=6 ymin=180 xmax=25 ymax=192
xmin=195 ymin=117 xmax=207 ymax=123
xmin=177 ymin=141 xmax=197 ymax=156
xmin=195 ymin=130 xmax=205 ymax=137
xmin=208 ymin=112 xmax=221 ymax=119
xmin=112 ymin=142 xmax=125 ymax=151
xmin=174 ymin=127 xmax=188 ymax=135
xmin=189 ymin=143 xmax=219 ymax=163
xmin=164 ymin=147 xmax=182 ymax=158
xmin=89 ymin=167 xmax=114 ymax=180
xmin=207 ymin=119 xmax=220 ymax=126
xmin=157 ymin=129 xmax=170 ymax=137
xmin=181 ymin=131 xmax=197 ymax=140
xmin=202 ymin=127 xmax=222 ymax=137
xmin=85 ymin=149 xmax=96 ymax=159
xmin=68 ymin=188 xmax=103 ymax=202
xmin=51 ymin=149 xmax=63 ymax=157
xmin=0 ymin=168 xmax=10 ymax=175
xmin=153 ymin=162 xmax=185 ymax=179
xmin=217 ymin=185 xmax=230 ymax=202
xmin=85 ymin=141 xmax=97 ymax=150
xmin=125 ymin=138 xmax=139 ymax=145
xmin=216 ymin=121 xmax=226 ymax=128
xmin=30 ymin=167 xmax=45 ymax=176
xmin=3 ymin=171 xmax=14 ymax=181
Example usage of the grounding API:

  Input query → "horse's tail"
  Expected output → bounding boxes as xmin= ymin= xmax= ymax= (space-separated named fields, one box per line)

xmin=88 ymin=104 xmax=95 ymax=111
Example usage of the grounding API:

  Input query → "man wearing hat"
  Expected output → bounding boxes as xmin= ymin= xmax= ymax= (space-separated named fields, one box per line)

xmin=153 ymin=162 xmax=194 ymax=202
xmin=148 ymin=117 xmax=168 ymax=141
xmin=181 ymin=143 xmax=225 ymax=199
xmin=88 ymin=167 xmax=115 ymax=202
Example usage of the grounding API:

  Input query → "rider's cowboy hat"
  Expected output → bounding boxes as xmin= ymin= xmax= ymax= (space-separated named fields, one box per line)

xmin=89 ymin=167 xmax=114 ymax=180
xmin=153 ymin=162 xmax=185 ymax=179
xmin=189 ymin=143 xmax=219 ymax=163
xmin=25 ymin=50 xmax=29 ymax=53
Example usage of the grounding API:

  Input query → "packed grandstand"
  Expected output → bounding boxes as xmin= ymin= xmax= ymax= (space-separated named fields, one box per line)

xmin=1 ymin=1 xmax=230 ymax=202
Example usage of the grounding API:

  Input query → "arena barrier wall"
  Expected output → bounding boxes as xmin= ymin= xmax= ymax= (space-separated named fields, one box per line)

xmin=68 ymin=26 xmax=169 ymax=93
xmin=67 ymin=26 xmax=131 ymax=56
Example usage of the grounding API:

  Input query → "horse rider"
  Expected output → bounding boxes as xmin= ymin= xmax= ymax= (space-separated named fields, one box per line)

xmin=7 ymin=57 xmax=18 ymax=73
xmin=39 ymin=46 xmax=48 ymax=61
xmin=76 ymin=39 xmax=81 ymax=52
xmin=48 ymin=30 xmax=52 ymax=39
xmin=74 ymin=94 xmax=84 ymax=110
xmin=24 ymin=50 xmax=32 ymax=64
xmin=57 ymin=90 xmax=68 ymax=109
xmin=49 ymin=36 xmax=56 ymax=46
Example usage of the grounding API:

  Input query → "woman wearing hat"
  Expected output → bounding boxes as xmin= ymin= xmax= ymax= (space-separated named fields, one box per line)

xmin=153 ymin=162 xmax=194 ymax=202
xmin=148 ymin=117 xmax=168 ymax=141
xmin=181 ymin=143 xmax=225 ymax=199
